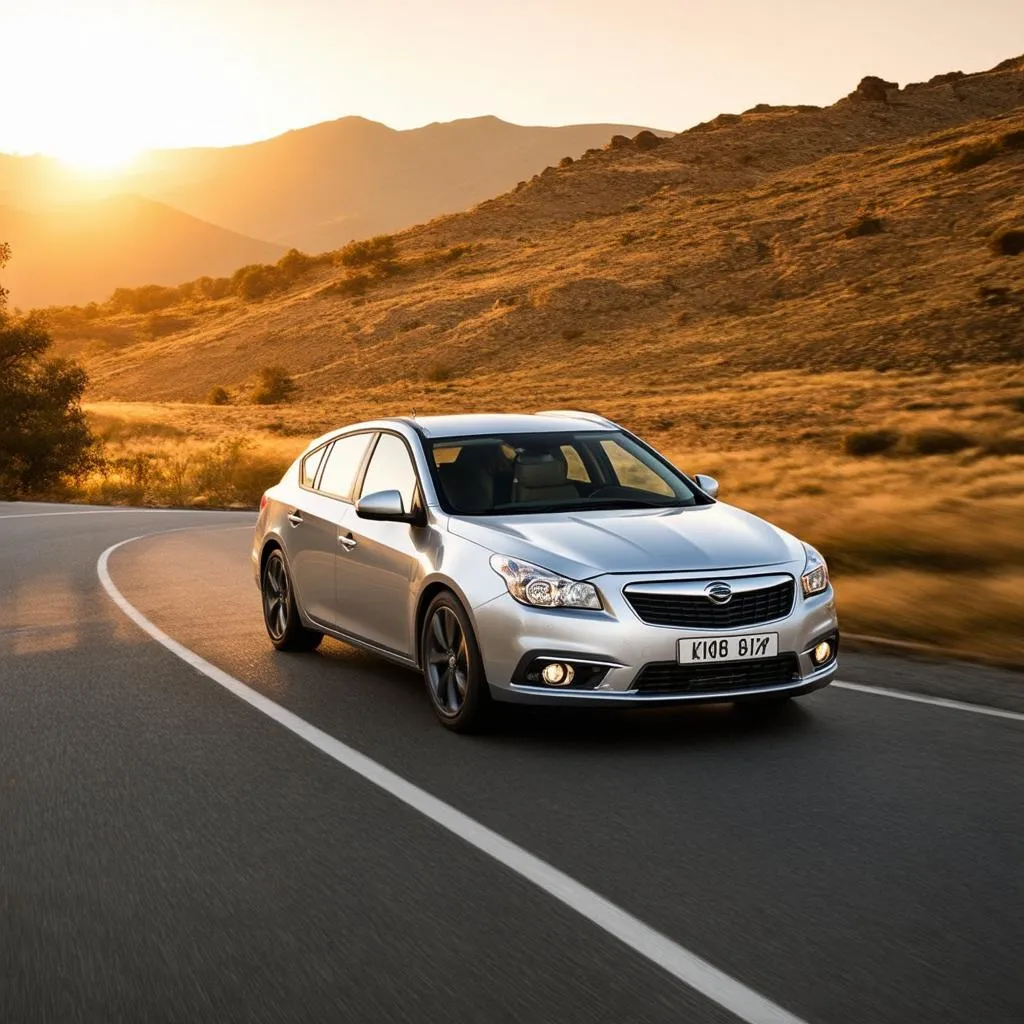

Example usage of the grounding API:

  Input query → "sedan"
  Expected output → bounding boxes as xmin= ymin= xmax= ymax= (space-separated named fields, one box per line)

xmin=252 ymin=411 xmax=838 ymax=731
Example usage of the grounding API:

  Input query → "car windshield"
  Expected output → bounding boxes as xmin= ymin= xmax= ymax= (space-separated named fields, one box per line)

xmin=428 ymin=430 xmax=709 ymax=516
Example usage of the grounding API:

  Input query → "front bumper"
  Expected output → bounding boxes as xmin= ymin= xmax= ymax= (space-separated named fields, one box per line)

xmin=472 ymin=569 xmax=839 ymax=707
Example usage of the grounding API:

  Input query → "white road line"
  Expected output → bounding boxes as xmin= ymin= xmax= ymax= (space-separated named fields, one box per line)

xmin=0 ymin=508 xmax=255 ymax=521
xmin=0 ymin=509 xmax=133 ymax=520
xmin=834 ymin=680 xmax=1024 ymax=723
xmin=98 ymin=534 xmax=808 ymax=1024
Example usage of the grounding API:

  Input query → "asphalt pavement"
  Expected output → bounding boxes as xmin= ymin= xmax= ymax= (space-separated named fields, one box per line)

xmin=1 ymin=502 xmax=1022 ymax=1024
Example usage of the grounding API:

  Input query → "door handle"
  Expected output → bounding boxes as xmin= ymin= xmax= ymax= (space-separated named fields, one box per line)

xmin=338 ymin=533 xmax=357 ymax=551
xmin=287 ymin=511 xmax=303 ymax=527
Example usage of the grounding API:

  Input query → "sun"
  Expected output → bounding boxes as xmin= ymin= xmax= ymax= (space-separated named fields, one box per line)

xmin=54 ymin=138 xmax=141 ymax=175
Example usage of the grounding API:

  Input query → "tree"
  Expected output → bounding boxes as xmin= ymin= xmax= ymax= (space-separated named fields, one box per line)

xmin=0 ymin=245 xmax=99 ymax=497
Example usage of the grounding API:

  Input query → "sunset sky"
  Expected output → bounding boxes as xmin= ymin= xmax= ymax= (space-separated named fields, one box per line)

xmin=5 ymin=0 xmax=1022 ymax=167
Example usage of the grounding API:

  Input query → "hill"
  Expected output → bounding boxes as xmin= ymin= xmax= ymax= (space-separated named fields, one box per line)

xmin=1 ymin=195 xmax=284 ymax=308
xmin=58 ymin=55 xmax=1024 ymax=403
xmin=0 ymin=117 xmax=665 ymax=276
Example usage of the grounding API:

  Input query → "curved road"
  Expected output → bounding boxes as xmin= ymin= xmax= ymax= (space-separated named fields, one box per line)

xmin=2 ymin=503 xmax=1022 ymax=1023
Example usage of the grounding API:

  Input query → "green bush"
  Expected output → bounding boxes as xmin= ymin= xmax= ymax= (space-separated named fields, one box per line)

xmin=844 ymin=428 xmax=901 ymax=456
xmin=109 ymin=283 xmax=180 ymax=314
xmin=908 ymin=427 xmax=976 ymax=455
xmin=251 ymin=366 xmax=296 ymax=405
xmin=232 ymin=264 xmax=284 ymax=301
xmin=338 ymin=234 xmax=398 ymax=269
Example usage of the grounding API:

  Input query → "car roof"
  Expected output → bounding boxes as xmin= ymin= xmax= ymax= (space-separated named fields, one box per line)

xmin=299 ymin=412 xmax=617 ymax=454
xmin=404 ymin=412 xmax=614 ymax=438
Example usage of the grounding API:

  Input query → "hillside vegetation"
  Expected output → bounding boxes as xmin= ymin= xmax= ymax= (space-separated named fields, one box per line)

xmin=41 ymin=55 xmax=1024 ymax=663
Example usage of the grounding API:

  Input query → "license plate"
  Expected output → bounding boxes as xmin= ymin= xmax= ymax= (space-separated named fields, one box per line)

xmin=678 ymin=633 xmax=779 ymax=664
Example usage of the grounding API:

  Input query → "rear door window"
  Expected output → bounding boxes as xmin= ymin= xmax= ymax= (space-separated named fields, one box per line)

xmin=300 ymin=445 xmax=328 ymax=488
xmin=317 ymin=433 xmax=373 ymax=501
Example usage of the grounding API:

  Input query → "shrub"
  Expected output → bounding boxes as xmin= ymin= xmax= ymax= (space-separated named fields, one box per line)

xmin=620 ymin=231 xmax=638 ymax=245
xmin=444 ymin=244 xmax=471 ymax=261
xmin=425 ymin=361 xmax=454 ymax=383
xmin=251 ymin=366 xmax=296 ymax=405
xmin=108 ymin=283 xmax=180 ymax=314
xmin=844 ymin=214 xmax=885 ymax=239
xmin=206 ymin=386 xmax=231 ymax=406
xmin=232 ymin=264 xmax=284 ymax=301
xmin=558 ymin=156 xmax=574 ymax=168
xmin=990 ymin=228 xmax=1024 ymax=257
xmin=276 ymin=248 xmax=318 ymax=281
xmin=946 ymin=140 xmax=1001 ymax=172
xmin=908 ymin=427 xmax=976 ymax=455
xmin=1009 ymin=395 xmax=1024 ymax=413
xmin=844 ymin=428 xmax=901 ymax=456
xmin=338 ymin=234 xmax=398 ymax=269
xmin=191 ymin=438 xmax=284 ymax=506
xmin=561 ymin=327 xmax=584 ymax=341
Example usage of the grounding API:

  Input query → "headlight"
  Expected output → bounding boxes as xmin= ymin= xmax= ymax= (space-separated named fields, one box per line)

xmin=489 ymin=555 xmax=602 ymax=609
xmin=801 ymin=544 xmax=830 ymax=597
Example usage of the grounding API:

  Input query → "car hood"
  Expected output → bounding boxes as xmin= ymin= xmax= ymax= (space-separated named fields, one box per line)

xmin=446 ymin=502 xmax=803 ymax=579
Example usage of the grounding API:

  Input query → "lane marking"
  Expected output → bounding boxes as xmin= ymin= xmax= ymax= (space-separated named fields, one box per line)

xmin=0 ymin=509 xmax=133 ymax=520
xmin=0 ymin=508 xmax=255 ymax=521
xmin=834 ymin=680 xmax=1024 ymax=723
xmin=99 ymin=534 xmax=808 ymax=1024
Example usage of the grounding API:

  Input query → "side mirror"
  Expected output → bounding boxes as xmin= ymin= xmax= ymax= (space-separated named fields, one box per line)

xmin=356 ymin=489 xmax=408 ymax=521
xmin=694 ymin=474 xmax=720 ymax=499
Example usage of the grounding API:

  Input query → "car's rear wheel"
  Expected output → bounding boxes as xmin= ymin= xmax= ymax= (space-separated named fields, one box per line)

xmin=262 ymin=549 xmax=323 ymax=652
xmin=421 ymin=592 xmax=492 ymax=732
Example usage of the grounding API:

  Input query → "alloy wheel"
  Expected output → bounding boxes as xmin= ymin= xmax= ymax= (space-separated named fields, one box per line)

xmin=425 ymin=606 xmax=469 ymax=716
xmin=263 ymin=555 xmax=290 ymax=641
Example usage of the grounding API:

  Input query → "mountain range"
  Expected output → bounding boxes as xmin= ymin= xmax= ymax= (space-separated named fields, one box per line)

xmin=0 ymin=117 xmax=662 ymax=307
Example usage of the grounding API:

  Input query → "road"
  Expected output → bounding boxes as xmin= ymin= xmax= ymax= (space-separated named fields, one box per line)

xmin=1 ymin=502 xmax=1022 ymax=1024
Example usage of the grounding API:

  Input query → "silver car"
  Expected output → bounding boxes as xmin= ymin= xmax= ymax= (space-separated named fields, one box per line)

xmin=252 ymin=412 xmax=838 ymax=731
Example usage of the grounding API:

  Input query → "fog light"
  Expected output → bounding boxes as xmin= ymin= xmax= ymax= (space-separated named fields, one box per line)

xmin=813 ymin=641 xmax=832 ymax=665
xmin=541 ymin=662 xmax=575 ymax=686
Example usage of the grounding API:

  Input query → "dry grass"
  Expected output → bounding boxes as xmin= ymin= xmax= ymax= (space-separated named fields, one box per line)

xmin=74 ymin=360 xmax=1024 ymax=662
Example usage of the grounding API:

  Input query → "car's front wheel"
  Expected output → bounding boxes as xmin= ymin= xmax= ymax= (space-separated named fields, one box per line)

xmin=262 ymin=548 xmax=323 ymax=652
xmin=420 ymin=592 xmax=492 ymax=732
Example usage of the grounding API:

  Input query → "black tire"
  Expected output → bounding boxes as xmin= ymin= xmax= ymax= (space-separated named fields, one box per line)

xmin=420 ymin=592 xmax=493 ymax=732
xmin=261 ymin=548 xmax=323 ymax=652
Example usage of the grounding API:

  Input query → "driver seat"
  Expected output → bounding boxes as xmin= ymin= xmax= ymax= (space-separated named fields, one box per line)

xmin=513 ymin=451 xmax=579 ymax=504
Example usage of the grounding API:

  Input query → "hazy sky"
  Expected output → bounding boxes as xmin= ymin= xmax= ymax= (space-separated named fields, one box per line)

xmin=5 ymin=0 xmax=1023 ymax=165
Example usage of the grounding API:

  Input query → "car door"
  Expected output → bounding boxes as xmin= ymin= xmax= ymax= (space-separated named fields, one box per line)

xmin=287 ymin=432 xmax=373 ymax=628
xmin=334 ymin=431 xmax=423 ymax=656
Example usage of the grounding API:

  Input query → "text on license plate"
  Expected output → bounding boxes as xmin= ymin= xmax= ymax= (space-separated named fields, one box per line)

xmin=678 ymin=633 xmax=779 ymax=664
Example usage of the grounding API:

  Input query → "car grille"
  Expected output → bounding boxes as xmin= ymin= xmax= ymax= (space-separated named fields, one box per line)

xmin=633 ymin=654 xmax=800 ymax=695
xmin=625 ymin=579 xmax=795 ymax=629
